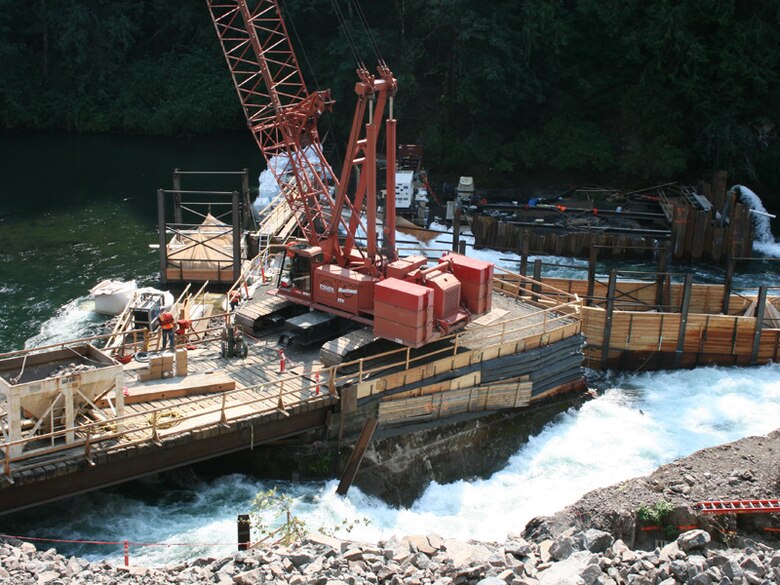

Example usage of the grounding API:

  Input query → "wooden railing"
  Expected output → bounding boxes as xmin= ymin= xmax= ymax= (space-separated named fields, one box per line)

xmin=1 ymin=268 xmax=584 ymax=481
xmin=1 ymin=364 xmax=336 ymax=483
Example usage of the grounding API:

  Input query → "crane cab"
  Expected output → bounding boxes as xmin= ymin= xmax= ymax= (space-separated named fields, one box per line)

xmin=277 ymin=244 xmax=325 ymax=301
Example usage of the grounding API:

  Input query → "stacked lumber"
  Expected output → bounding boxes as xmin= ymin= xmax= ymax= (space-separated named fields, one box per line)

xmin=374 ymin=334 xmax=585 ymax=426
xmin=96 ymin=373 xmax=235 ymax=407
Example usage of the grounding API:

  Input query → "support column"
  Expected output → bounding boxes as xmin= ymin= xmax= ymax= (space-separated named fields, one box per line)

xmin=531 ymin=259 xmax=542 ymax=302
xmin=601 ymin=270 xmax=618 ymax=367
xmin=452 ymin=205 xmax=461 ymax=253
xmin=751 ymin=286 xmax=768 ymax=365
xmin=9 ymin=393 xmax=22 ymax=457
xmin=241 ymin=168 xmax=251 ymax=228
xmin=586 ymin=246 xmax=598 ymax=307
xmin=232 ymin=190 xmax=242 ymax=282
xmin=384 ymin=109 xmax=397 ymax=261
xmin=237 ymin=514 xmax=250 ymax=551
xmin=114 ymin=371 xmax=125 ymax=434
xmin=675 ymin=274 xmax=693 ymax=368
xmin=172 ymin=169 xmax=182 ymax=225
xmin=722 ymin=243 xmax=736 ymax=315
xmin=157 ymin=189 xmax=168 ymax=286
xmin=337 ymin=416 xmax=378 ymax=497
xmin=64 ymin=386 xmax=75 ymax=445
xmin=655 ymin=242 xmax=667 ymax=310
xmin=520 ymin=229 xmax=530 ymax=278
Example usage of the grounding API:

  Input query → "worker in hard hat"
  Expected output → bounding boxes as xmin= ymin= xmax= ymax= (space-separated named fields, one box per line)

xmin=159 ymin=310 xmax=175 ymax=351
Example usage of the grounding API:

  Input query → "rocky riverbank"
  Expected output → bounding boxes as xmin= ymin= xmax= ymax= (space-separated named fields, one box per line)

xmin=1 ymin=431 xmax=779 ymax=585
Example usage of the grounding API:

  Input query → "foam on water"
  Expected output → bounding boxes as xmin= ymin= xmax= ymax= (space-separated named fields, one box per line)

xmin=14 ymin=364 xmax=778 ymax=566
xmin=24 ymin=296 xmax=107 ymax=349
xmin=735 ymin=185 xmax=780 ymax=257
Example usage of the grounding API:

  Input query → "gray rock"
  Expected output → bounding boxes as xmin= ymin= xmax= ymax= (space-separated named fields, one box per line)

xmin=584 ymin=529 xmax=613 ymax=553
xmin=476 ymin=578 xmax=505 ymax=585
xmin=504 ymin=538 xmax=532 ymax=558
xmin=549 ymin=536 xmax=576 ymax=561
xmin=740 ymin=554 xmax=765 ymax=578
xmin=690 ymin=573 xmax=713 ymax=585
xmin=232 ymin=567 xmax=265 ymax=584
xmin=721 ymin=559 xmax=744 ymax=581
xmin=581 ymin=563 xmax=604 ymax=585
xmin=35 ymin=570 xmax=60 ymax=584
xmin=404 ymin=535 xmax=437 ymax=556
xmin=677 ymin=530 xmax=711 ymax=552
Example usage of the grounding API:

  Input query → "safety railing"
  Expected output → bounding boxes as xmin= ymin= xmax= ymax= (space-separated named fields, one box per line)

xmin=0 ymin=269 xmax=583 ymax=481
xmin=0 ymin=329 xmax=150 ymax=361
xmin=325 ymin=270 xmax=582 ymax=392
xmin=1 ymin=363 xmax=336 ymax=483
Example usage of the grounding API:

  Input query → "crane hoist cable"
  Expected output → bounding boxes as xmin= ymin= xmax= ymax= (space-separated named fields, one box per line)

xmin=329 ymin=0 xmax=363 ymax=67
xmin=280 ymin=2 xmax=321 ymax=91
xmin=350 ymin=0 xmax=383 ymax=63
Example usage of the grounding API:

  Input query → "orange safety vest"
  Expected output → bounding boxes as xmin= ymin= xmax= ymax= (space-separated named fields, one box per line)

xmin=159 ymin=312 xmax=174 ymax=330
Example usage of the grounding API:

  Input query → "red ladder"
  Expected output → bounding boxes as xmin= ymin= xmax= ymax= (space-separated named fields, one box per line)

xmin=695 ymin=499 xmax=780 ymax=515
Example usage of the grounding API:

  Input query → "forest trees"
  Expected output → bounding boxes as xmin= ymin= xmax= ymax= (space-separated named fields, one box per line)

xmin=1 ymin=0 xmax=778 ymax=192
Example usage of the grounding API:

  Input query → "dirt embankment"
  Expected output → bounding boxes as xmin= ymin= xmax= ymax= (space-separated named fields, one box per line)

xmin=524 ymin=430 xmax=780 ymax=549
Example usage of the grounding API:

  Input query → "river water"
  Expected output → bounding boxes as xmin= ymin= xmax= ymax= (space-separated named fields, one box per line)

xmin=1 ymin=131 xmax=779 ymax=566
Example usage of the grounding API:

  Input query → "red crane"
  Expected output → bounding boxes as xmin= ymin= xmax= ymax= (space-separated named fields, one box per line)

xmin=207 ymin=0 xmax=493 ymax=349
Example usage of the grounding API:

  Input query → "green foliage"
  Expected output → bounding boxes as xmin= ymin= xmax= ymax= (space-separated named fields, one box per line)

xmin=1 ymin=0 xmax=779 ymax=191
xmin=636 ymin=499 xmax=674 ymax=525
xmin=250 ymin=486 xmax=370 ymax=545
xmin=251 ymin=487 xmax=307 ymax=546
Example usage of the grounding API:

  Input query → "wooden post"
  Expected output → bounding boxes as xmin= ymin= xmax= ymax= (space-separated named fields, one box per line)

xmin=172 ymin=169 xmax=182 ymax=225
xmin=4 ymin=443 xmax=14 ymax=483
xmin=452 ymin=206 xmax=461 ymax=252
xmin=750 ymin=286 xmax=768 ymax=365
xmin=586 ymin=246 xmax=598 ymax=307
xmin=237 ymin=514 xmax=251 ymax=551
xmin=722 ymin=243 xmax=736 ymax=315
xmin=531 ymin=259 xmax=542 ymax=302
xmin=520 ymin=229 xmax=530 ymax=279
xmin=601 ymin=270 xmax=618 ymax=367
xmin=655 ymin=243 xmax=667 ymax=310
xmin=675 ymin=274 xmax=693 ymax=368
xmin=157 ymin=189 xmax=168 ymax=286
xmin=241 ymin=168 xmax=251 ymax=228
xmin=336 ymin=416 xmax=378 ymax=496
xmin=84 ymin=427 xmax=94 ymax=466
xmin=232 ymin=190 xmax=241 ymax=283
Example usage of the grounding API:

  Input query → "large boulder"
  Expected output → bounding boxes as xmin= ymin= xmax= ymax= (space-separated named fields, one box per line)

xmin=676 ymin=530 xmax=710 ymax=553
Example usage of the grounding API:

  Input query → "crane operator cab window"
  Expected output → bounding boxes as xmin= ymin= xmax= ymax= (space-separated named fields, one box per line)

xmin=280 ymin=251 xmax=311 ymax=293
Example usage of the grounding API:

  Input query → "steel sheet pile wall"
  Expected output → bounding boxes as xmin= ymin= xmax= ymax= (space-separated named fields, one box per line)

xmin=470 ymin=172 xmax=754 ymax=265
xmin=471 ymin=218 xmax=658 ymax=261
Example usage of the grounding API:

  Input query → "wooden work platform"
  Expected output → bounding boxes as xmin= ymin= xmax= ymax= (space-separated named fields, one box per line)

xmin=0 ymin=336 xmax=337 ymax=515
xmin=0 ymin=273 xmax=587 ymax=514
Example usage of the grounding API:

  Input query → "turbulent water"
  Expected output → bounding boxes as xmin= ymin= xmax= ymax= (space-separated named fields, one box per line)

xmin=4 ymin=364 xmax=779 ymax=567
xmin=2 ymin=132 xmax=779 ymax=567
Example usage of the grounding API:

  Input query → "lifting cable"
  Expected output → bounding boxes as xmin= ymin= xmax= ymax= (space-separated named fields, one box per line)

xmin=280 ymin=2 xmax=321 ymax=91
xmin=350 ymin=0 xmax=383 ymax=64
xmin=329 ymin=0 xmax=363 ymax=67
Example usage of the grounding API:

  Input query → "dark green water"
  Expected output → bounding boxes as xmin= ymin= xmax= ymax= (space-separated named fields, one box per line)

xmin=0 ymin=130 xmax=261 ymax=351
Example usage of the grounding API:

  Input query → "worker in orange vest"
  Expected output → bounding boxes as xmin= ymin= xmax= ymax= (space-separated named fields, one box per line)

xmin=159 ymin=311 xmax=175 ymax=350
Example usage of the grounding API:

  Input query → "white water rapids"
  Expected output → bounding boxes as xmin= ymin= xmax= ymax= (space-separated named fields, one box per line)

xmin=13 ymin=364 xmax=780 ymax=567
xmin=735 ymin=185 xmax=780 ymax=257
